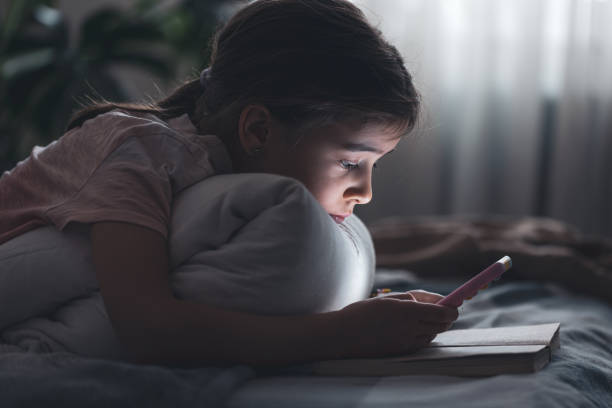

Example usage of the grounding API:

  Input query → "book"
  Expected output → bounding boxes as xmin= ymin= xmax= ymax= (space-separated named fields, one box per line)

xmin=310 ymin=323 xmax=560 ymax=377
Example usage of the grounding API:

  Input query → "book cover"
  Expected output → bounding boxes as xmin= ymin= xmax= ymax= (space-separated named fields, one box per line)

xmin=310 ymin=323 xmax=560 ymax=377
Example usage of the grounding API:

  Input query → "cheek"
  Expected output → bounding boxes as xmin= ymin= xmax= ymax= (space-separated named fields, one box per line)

xmin=300 ymin=174 xmax=342 ymax=211
xmin=280 ymin=152 xmax=342 ymax=210
xmin=284 ymin=155 xmax=325 ymax=190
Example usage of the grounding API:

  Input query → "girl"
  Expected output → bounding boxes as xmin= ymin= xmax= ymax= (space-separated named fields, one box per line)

xmin=0 ymin=0 xmax=458 ymax=366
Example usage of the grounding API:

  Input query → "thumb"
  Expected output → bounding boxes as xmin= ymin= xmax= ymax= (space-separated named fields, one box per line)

xmin=407 ymin=289 xmax=445 ymax=304
xmin=380 ymin=291 xmax=417 ymax=301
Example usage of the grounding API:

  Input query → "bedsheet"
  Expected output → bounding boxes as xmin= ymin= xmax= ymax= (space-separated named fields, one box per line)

xmin=228 ymin=269 xmax=612 ymax=408
xmin=2 ymin=269 xmax=611 ymax=407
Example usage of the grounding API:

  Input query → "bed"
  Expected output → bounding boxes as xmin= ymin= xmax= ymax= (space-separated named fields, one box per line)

xmin=1 ymin=181 xmax=611 ymax=407
xmin=228 ymin=272 xmax=612 ymax=408
xmin=2 ymin=266 xmax=611 ymax=407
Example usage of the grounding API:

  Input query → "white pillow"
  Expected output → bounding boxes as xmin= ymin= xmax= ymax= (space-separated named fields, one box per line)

xmin=169 ymin=173 xmax=375 ymax=314
xmin=0 ymin=173 xmax=375 ymax=356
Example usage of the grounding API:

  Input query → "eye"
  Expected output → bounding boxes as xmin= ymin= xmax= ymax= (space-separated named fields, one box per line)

xmin=339 ymin=160 xmax=380 ymax=171
xmin=340 ymin=160 xmax=359 ymax=171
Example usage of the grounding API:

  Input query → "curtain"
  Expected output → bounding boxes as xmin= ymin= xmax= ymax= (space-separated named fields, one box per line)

xmin=352 ymin=0 xmax=612 ymax=239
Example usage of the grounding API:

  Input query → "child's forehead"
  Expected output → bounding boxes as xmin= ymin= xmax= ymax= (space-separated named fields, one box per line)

xmin=312 ymin=120 xmax=401 ymax=146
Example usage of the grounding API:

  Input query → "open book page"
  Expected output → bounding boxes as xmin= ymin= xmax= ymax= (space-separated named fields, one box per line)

xmin=430 ymin=323 xmax=560 ymax=348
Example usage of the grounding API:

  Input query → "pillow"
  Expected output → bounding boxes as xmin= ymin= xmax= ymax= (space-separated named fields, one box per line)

xmin=0 ymin=173 xmax=375 ymax=357
xmin=0 ymin=222 xmax=98 ymax=331
xmin=169 ymin=173 xmax=376 ymax=314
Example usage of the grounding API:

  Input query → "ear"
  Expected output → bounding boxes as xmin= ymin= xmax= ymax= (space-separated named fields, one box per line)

xmin=238 ymin=104 xmax=272 ymax=154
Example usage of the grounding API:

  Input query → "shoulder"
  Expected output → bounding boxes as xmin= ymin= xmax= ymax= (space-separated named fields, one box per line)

xmin=71 ymin=109 xmax=196 ymax=163
xmin=68 ymin=108 xmax=232 ymax=178
xmin=79 ymin=108 xmax=176 ymax=137
xmin=58 ymin=109 xmax=173 ymax=160
xmin=80 ymin=109 xmax=215 ymax=156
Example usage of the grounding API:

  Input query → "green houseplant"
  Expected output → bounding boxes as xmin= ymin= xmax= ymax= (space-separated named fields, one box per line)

xmin=0 ymin=0 xmax=238 ymax=172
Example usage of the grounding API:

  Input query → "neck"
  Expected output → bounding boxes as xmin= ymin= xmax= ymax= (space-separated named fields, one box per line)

xmin=194 ymin=110 xmax=266 ymax=174
xmin=195 ymin=118 xmax=244 ymax=173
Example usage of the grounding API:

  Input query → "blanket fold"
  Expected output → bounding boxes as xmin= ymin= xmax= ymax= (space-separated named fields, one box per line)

xmin=368 ymin=215 xmax=612 ymax=303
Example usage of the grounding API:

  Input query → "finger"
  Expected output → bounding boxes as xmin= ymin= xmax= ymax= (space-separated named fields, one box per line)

xmin=414 ymin=333 xmax=437 ymax=345
xmin=407 ymin=302 xmax=459 ymax=323
xmin=380 ymin=292 xmax=416 ymax=301
xmin=418 ymin=320 xmax=454 ymax=334
xmin=407 ymin=290 xmax=445 ymax=304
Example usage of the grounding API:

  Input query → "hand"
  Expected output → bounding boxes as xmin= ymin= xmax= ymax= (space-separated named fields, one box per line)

xmin=375 ymin=289 xmax=445 ymax=304
xmin=330 ymin=290 xmax=458 ymax=359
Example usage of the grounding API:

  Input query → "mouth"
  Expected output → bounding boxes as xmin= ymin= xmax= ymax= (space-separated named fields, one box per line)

xmin=330 ymin=213 xmax=351 ymax=224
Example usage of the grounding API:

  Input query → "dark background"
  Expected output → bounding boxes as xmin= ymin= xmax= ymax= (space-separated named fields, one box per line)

xmin=1 ymin=0 xmax=610 ymax=239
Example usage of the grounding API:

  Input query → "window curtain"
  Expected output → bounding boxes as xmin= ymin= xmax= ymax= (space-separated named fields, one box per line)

xmin=353 ymin=0 xmax=612 ymax=238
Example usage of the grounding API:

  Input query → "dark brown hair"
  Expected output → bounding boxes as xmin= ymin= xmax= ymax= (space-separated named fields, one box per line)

xmin=67 ymin=0 xmax=420 ymax=149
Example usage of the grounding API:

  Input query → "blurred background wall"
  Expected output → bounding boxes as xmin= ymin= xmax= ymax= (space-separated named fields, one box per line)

xmin=1 ymin=0 xmax=611 ymax=238
xmin=354 ymin=0 xmax=612 ymax=239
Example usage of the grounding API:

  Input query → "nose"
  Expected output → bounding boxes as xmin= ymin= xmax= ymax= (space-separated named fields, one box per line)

xmin=344 ymin=173 xmax=373 ymax=205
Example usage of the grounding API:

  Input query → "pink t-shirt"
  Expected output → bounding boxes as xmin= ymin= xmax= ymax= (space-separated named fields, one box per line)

xmin=0 ymin=109 xmax=232 ymax=245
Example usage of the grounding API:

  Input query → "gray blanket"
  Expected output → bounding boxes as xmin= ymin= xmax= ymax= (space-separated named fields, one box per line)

xmin=0 ymin=352 xmax=255 ymax=407
xmin=2 ymin=271 xmax=611 ymax=407
xmin=229 ymin=271 xmax=612 ymax=408
xmin=369 ymin=215 xmax=612 ymax=303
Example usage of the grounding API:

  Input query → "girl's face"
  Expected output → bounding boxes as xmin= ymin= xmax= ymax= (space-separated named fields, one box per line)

xmin=254 ymin=117 xmax=401 ymax=224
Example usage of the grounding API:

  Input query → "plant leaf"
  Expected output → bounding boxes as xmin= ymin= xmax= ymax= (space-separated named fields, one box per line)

xmin=1 ymin=47 xmax=55 ymax=79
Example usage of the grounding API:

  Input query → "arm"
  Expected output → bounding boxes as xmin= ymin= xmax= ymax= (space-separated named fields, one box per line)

xmin=90 ymin=221 xmax=341 ymax=367
xmin=91 ymin=221 xmax=458 ymax=367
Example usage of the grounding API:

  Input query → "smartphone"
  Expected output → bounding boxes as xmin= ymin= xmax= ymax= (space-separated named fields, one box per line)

xmin=436 ymin=256 xmax=512 ymax=307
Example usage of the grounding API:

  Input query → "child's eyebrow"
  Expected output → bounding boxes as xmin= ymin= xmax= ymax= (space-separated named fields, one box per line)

xmin=340 ymin=142 xmax=396 ymax=156
xmin=341 ymin=142 xmax=386 ymax=154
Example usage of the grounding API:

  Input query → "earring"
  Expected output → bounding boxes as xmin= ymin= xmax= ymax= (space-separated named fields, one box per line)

xmin=249 ymin=146 xmax=263 ymax=156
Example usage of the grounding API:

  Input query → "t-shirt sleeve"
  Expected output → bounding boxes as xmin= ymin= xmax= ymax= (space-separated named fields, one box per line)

xmin=46 ymin=135 xmax=173 ymax=239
